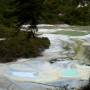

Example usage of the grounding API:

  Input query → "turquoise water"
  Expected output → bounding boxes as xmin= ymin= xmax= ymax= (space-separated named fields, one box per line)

xmin=11 ymin=71 xmax=35 ymax=78
xmin=63 ymin=68 xmax=79 ymax=78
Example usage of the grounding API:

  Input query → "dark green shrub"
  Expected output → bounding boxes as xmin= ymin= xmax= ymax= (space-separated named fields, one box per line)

xmin=0 ymin=24 xmax=16 ymax=38
xmin=0 ymin=37 xmax=50 ymax=63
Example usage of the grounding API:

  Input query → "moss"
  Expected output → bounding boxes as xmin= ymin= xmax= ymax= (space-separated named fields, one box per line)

xmin=0 ymin=36 xmax=50 ymax=63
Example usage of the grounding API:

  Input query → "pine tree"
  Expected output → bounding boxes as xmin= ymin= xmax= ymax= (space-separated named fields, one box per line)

xmin=14 ymin=0 xmax=43 ymax=38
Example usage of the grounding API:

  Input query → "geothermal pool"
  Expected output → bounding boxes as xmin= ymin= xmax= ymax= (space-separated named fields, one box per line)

xmin=5 ymin=60 xmax=90 ymax=90
xmin=7 ymin=60 xmax=90 ymax=80
xmin=10 ymin=68 xmax=79 ymax=78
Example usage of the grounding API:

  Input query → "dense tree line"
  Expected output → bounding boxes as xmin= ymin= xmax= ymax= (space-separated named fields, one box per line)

xmin=0 ymin=0 xmax=90 ymax=28
xmin=41 ymin=0 xmax=90 ymax=25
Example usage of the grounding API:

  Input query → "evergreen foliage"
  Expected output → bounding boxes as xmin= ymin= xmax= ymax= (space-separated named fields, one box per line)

xmin=14 ymin=0 xmax=43 ymax=26
xmin=0 ymin=36 xmax=50 ymax=63
xmin=0 ymin=0 xmax=90 ymax=26
xmin=41 ymin=0 xmax=90 ymax=25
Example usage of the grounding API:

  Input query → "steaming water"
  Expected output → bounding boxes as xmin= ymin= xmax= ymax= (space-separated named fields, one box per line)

xmin=1 ymin=24 xmax=90 ymax=90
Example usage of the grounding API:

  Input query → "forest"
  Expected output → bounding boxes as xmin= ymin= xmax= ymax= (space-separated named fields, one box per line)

xmin=0 ymin=0 xmax=90 ymax=28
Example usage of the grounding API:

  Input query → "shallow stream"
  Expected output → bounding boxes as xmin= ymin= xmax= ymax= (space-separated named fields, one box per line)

xmin=0 ymin=24 xmax=90 ymax=90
